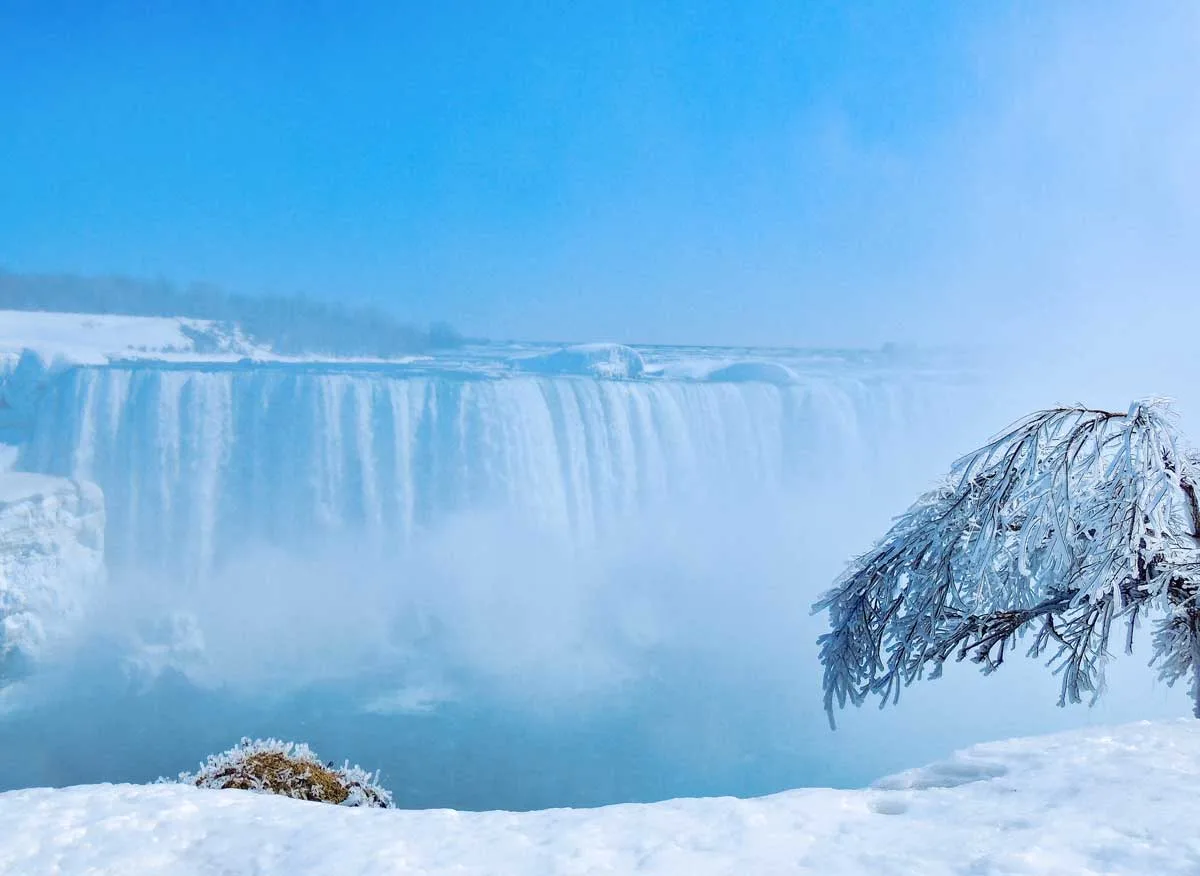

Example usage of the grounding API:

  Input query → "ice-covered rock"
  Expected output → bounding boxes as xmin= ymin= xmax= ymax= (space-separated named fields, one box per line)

xmin=0 ymin=473 xmax=104 ymax=682
xmin=513 ymin=343 xmax=646 ymax=378
xmin=704 ymin=361 xmax=799 ymax=385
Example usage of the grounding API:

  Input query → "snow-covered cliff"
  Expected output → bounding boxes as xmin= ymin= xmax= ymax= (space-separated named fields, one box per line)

xmin=0 ymin=311 xmax=262 ymax=445
xmin=0 ymin=473 xmax=104 ymax=684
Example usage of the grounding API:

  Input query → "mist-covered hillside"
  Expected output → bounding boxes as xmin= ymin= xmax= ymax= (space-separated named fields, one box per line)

xmin=0 ymin=270 xmax=464 ymax=357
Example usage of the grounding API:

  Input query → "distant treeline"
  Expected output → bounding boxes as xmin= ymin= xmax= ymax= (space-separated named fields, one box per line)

xmin=0 ymin=270 xmax=465 ymax=356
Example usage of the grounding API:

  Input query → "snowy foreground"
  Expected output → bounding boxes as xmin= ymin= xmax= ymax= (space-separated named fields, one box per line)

xmin=1 ymin=721 xmax=1198 ymax=875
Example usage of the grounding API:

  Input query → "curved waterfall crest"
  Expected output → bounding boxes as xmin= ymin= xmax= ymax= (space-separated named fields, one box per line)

xmin=20 ymin=362 xmax=968 ymax=580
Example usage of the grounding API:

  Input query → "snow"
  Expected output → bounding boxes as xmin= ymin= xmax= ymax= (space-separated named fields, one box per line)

xmin=0 ymin=311 xmax=267 ymax=444
xmin=0 ymin=473 xmax=104 ymax=677
xmin=0 ymin=472 xmax=76 ymax=505
xmin=0 ymin=312 xmax=977 ymax=377
xmin=0 ymin=310 xmax=263 ymax=366
xmin=513 ymin=343 xmax=647 ymax=378
xmin=0 ymin=719 xmax=1197 ymax=874
xmin=705 ymin=360 xmax=800 ymax=385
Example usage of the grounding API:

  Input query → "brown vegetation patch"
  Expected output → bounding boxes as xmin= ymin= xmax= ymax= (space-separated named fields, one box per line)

xmin=209 ymin=751 xmax=351 ymax=804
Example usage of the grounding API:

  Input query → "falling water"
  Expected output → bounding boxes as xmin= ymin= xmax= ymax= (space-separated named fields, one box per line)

xmin=20 ymin=362 xmax=968 ymax=582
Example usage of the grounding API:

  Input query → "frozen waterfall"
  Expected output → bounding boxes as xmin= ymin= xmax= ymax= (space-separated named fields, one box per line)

xmin=3 ymin=346 xmax=1040 ymax=809
xmin=18 ymin=361 xmax=969 ymax=582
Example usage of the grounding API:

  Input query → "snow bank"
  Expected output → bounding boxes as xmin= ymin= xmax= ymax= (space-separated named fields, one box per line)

xmin=0 ymin=473 xmax=104 ymax=680
xmin=0 ymin=720 xmax=1197 ymax=874
xmin=513 ymin=343 xmax=646 ymax=378
xmin=704 ymin=360 xmax=800 ymax=385
xmin=0 ymin=310 xmax=262 ymax=365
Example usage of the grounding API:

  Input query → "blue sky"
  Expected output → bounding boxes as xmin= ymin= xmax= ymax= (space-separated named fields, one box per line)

xmin=2 ymin=1 xmax=1197 ymax=345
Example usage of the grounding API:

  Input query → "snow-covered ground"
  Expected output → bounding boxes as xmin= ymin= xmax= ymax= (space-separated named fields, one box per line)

xmin=0 ymin=309 xmax=974 ymax=375
xmin=0 ymin=720 xmax=1196 ymax=875
xmin=0 ymin=310 xmax=265 ymax=365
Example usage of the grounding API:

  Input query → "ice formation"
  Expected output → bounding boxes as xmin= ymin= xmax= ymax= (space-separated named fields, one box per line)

xmin=0 ymin=472 xmax=104 ymax=682
xmin=512 ymin=342 xmax=647 ymax=378
xmin=17 ymin=362 xmax=968 ymax=581
xmin=704 ymin=360 xmax=799 ymax=384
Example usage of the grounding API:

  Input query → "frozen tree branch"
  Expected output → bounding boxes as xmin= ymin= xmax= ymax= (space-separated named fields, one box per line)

xmin=814 ymin=400 xmax=1200 ymax=727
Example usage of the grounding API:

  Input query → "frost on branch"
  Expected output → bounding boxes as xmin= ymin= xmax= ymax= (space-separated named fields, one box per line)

xmin=814 ymin=400 xmax=1200 ymax=726
xmin=169 ymin=737 xmax=394 ymax=808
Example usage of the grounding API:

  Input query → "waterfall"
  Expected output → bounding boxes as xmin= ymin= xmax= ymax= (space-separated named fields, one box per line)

xmin=20 ymin=362 xmax=970 ymax=581
xmin=5 ymin=354 xmax=1012 ymax=808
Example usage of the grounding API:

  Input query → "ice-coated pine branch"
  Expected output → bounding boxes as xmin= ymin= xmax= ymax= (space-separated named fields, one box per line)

xmin=814 ymin=399 xmax=1200 ymax=727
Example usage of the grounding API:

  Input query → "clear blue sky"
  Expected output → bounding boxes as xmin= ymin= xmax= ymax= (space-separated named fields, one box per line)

xmin=2 ymin=1 xmax=1195 ymax=345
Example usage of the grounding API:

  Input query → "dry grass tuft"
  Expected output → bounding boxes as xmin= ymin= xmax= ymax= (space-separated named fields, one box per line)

xmin=170 ymin=737 xmax=393 ymax=808
xmin=210 ymin=751 xmax=352 ymax=804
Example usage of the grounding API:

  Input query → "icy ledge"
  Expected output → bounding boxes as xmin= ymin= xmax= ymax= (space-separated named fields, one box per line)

xmin=1 ymin=720 xmax=1197 ymax=875
xmin=513 ymin=342 xmax=646 ymax=378
xmin=0 ymin=473 xmax=104 ymax=682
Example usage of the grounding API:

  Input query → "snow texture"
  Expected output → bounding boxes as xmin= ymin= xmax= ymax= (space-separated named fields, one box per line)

xmin=0 ymin=309 xmax=262 ymax=366
xmin=0 ymin=720 xmax=1197 ymax=875
xmin=0 ymin=473 xmax=104 ymax=680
